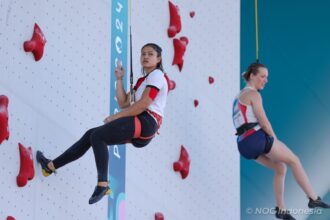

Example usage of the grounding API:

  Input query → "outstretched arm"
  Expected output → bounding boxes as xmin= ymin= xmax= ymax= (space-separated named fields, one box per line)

xmin=251 ymin=91 xmax=277 ymax=139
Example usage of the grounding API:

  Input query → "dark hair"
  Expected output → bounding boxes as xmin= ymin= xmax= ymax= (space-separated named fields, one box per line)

xmin=141 ymin=43 xmax=163 ymax=72
xmin=242 ymin=62 xmax=267 ymax=81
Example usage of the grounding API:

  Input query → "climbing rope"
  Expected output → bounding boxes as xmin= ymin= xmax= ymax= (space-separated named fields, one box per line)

xmin=129 ymin=0 xmax=135 ymax=104
xmin=255 ymin=0 xmax=259 ymax=63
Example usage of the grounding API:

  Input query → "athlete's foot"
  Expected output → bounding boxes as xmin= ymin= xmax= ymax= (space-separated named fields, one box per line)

xmin=275 ymin=207 xmax=296 ymax=220
xmin=88 ymin=185 xmax=112 ymax=204
xmin=36 ymin=151 xmax=56 ymax=177
xmin=308 ymin=196 xmax=330 ymax=208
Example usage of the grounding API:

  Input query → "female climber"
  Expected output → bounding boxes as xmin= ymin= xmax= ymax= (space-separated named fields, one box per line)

xmin=37 ymin=43 xmax=168 ymax=204
xmin=232 ymin=62 xmax=330 ymax=220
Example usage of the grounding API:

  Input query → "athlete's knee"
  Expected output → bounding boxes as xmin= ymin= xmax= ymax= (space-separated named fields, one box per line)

xmin=83 ymin=128 xmax=96 ymax=140
xmin=73 ymin=128 xmax=93 ymax=147
xmin=90 ymin=129 xmax=102 ymax=144
xmin=274 ymin=162 xmax=287 ymax=176
xmin=287 ymin=154 xmax=301 ymax=168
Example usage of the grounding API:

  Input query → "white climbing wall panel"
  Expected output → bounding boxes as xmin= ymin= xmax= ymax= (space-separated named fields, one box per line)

xmin=0 ymin=0 xmax=110 ymax=219
xmin=0 ymin=0 xmax=240 ymax=219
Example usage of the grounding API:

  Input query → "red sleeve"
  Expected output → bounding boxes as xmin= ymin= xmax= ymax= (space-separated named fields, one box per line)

xmin=147 ymin=86 xmax=159 ymax=100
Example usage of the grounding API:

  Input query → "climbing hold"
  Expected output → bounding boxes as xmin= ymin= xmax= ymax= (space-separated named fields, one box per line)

xmin=169 ymin=79 xmax=176 ymax=91
xmin=172 ymin=36 xmax=189 ymax=72
xmin=208 ymin=76 xmax=215 ymax=84
xmin=164 ymin=73 xmax=176 ymax=92
xmin=17 ymin=143 xmax=35 ymax=187
xmin=194 ymin=99 xmax=199 ymax=107
xmin=0 ymin=95 xmax=9 ymax=144
xmin=189 ymin=11 xmax=195 ymax=18
xmin=23 ymin=23 xmax=47 ymax=61
xmin=7 ymin=216 xmax=15 ymax=220
xmin=173 ymin=145 xmax=190 ymax=179
xmin=155 ymin=212 xmax=164 ymax=220
xmin=167 ymin=1 xmax=181 ymax=38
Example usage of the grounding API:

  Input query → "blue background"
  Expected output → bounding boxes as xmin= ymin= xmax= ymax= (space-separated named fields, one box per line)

xmin=241 ymin=0 xmax=330 ymax=219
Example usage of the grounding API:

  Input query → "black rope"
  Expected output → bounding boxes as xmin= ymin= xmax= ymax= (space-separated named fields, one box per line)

xmin=255 ymin=0 xmax=259 ymax=63
xmin=129 ymin=25 xmax=134 ymax=103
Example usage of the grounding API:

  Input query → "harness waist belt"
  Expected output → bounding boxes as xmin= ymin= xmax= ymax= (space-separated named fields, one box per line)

xmin=235 ymin=122 xmax=259 ymax=136
xmin=237 ymin=125 xmax=261 ymax=142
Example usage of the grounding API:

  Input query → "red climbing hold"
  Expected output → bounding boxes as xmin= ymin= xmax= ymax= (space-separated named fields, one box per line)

xmin=173 ymin=145 xmax=190 ymax=179
xmin=189 ymin=11 xmax=195 ymax=18
xmin=0 ymin=95 xmax=9 ymax=144
xmin=194 ymin=99 xmax=199 ymax=107
xmin=208 ymin=76 xmax=215 ymax=84
xmin=168 ymin=1 xmax=182 ymax=38
xmin=24 ymin=23 xmax=47 ymax=61
xmin=17 ymin=143 xmax=35 ymax=187
xmin=155 ymin=212 xmax=164 ymax=220
xmin=172 ymin=37 xmax=189 ymax=72
xmin=169 ymin=79 xmax=176 ymax=91
xmin=7 ymin=216 xmax=15 ymax=220
xmin=164 ymin=73 xmax=176 ymax=92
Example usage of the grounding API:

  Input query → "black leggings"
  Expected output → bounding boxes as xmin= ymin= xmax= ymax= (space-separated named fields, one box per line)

xmin=52 ymin=111 xmax=157 ymax=182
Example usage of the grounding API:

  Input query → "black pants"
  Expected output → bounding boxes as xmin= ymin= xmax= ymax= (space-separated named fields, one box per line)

xmin=52 ymin=111 xmax=157 ymax=181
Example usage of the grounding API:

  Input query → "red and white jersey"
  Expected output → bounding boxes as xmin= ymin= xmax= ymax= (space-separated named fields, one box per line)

xmin=134 ymin=69 xmax=168 ymax=117
xmin=232 ymin=88 xmax=259 ymax=129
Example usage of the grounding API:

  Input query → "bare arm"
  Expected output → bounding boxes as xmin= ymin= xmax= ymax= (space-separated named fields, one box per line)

xmin=115 ymin=61 xmax=131 ymax=108
xmin=250 ymin=91 xmax=277 ymax=139
xmin=115 ymin=79 xmax=131 ymax=109
xmin=104 ymin=87 xmax=153 ymax=123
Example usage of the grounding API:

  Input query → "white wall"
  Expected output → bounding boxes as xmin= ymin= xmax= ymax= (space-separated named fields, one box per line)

xmin=0 ymin=0 xmax=110 ymax=219
xmin=0 ymin=0 xmax=240 ymax=219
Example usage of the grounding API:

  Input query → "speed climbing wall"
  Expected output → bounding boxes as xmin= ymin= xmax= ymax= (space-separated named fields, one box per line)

xmin=125 ymin=0 xmax=240 ymax=219
xmin=0 ymin=0 xmax=240 ymax=220
xmin=0 ymin=0 xmax=110 ymax=219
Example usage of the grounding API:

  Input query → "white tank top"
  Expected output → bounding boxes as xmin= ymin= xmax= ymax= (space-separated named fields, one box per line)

xmin=232 ymin=87 xmax=259 ymax=129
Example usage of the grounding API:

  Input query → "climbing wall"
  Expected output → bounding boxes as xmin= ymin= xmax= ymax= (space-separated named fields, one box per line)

xmin=0 ymin=0 xmax=110 ymax=219
xmin=0 ymin=0 xmax=240 ymax=219
xmin=125 ymin=0 xmax=240 ymax=219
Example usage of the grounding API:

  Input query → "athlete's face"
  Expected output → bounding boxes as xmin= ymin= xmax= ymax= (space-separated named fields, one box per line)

xmin=140 ymin=46 xmax=161 ymax=73
xmin=251 ymin=67 xmax=268 ymax=90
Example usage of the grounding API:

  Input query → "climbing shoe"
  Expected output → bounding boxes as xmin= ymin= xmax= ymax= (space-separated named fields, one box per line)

xmin=275 ymin=207 xmax=296 ymax=220
xmin=308 ymin=196 xmax=330 ymax=208
xmin=36 ymin=151 xmax=56 ymax=177
xmin=88 ymin=185 xmax=112 ymax=204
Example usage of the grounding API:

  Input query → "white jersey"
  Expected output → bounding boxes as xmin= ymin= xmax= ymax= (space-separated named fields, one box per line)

xmin=134 ymin=69 xmax=168 ymax=117
xmin=232 ymin=88 xmax=259 ymax=129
